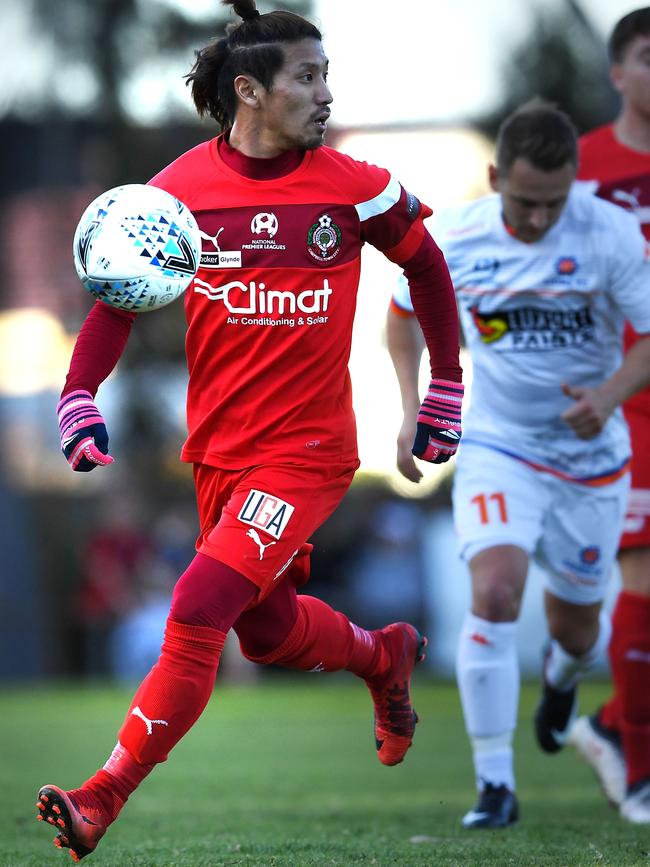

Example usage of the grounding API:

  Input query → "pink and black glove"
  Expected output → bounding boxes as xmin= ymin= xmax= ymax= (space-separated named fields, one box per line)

xmin=412 ymin=378 xmax=464 ymax=464
xmin=57 ymin=390 xmax=114 ymax=472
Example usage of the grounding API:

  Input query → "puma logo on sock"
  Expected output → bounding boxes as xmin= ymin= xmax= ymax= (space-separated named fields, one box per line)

xmin=131 ymin=706 xmax=169 ymax=736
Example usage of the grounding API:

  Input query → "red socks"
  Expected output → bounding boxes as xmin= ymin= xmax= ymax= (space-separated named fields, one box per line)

xmin=71 ymin=745 xmax=153 ymax=821
xmin=605 ymin=592 xmax=650 ymax=787
xmin=77 ymin=593 xmax=390 ymax=815
xmin=240 ymin=594 xmax=390 ymax=679
xmin=118 ymin=619 xmax=226 ymax=764
xmin=78 ymin=618 xmax=225 ymax=817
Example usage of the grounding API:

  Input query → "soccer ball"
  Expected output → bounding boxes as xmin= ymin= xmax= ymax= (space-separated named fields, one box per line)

xmin=72 ymin=183 xmax=201 ymax=312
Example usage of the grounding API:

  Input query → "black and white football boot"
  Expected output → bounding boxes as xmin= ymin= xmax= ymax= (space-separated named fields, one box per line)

xmin=462 ymin=783 xmax=519 ymax=829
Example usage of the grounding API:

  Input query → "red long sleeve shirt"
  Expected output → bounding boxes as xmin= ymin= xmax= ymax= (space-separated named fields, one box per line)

xmin=64 ymin=136 xmax=461 ymax=468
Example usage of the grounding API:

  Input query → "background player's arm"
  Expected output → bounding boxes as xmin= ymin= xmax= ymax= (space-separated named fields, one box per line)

xmin=562 ymin=334 xmax=650 ymax=439
xmin=386 ymin=304 xmax=425 ymax=482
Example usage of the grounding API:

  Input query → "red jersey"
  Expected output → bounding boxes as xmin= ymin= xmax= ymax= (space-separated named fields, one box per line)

xmin=148 ymin=137 xmax=437 ymax=469
xmin=578 ymin=123 xmax=650 ymax=414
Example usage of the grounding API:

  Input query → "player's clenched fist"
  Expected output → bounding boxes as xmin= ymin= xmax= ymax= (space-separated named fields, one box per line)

xmin=412 ymin=378 xmax=464 ymax=464
xmin=57 ymin=389 xmax=114 ymax=472
xmin=560 ymin=382 xmax=616 ymax=440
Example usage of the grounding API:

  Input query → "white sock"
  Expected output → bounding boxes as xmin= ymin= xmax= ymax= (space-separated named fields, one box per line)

xmin=456 ymin=612 xmax=519 ymax=791
xmin=545 ymin=610 xmax=611 ymax=691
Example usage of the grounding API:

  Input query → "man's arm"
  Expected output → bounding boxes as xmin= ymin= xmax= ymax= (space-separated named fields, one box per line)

xmin=562 ymin=334 xmax=650 ymax=438
xmin=386 ymin=303 xmax=425 ymax=482
xmin=58 ymin=302 xmax=136 ymax=471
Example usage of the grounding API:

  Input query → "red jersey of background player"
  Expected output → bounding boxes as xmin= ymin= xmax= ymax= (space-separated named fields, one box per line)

xmin=579 ymin=124 xmax=650 ymax=414
xmin=147 ymin=136 xmax=447 ymax=468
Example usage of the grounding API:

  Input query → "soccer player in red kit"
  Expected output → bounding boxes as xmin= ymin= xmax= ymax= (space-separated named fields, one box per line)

xmin=569 ymin=7 xmax=650 ymax=824
xmin=36 ymin=0 xmax=463 ymax=860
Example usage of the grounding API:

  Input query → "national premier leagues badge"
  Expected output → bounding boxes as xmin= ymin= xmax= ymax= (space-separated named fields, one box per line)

xmin=307 ymin=214 xmax=342 ymax=262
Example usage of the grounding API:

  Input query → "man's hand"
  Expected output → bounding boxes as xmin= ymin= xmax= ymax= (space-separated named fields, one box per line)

xmin=57 ymin=390 xmax=114 ymax=472
xmin=396 ymin=413 xmax=423 ymax=483
xmin=412 ymin=378 xmax=464 ymax=464
xmin=560 ymin=383 xmax=616 ymax=440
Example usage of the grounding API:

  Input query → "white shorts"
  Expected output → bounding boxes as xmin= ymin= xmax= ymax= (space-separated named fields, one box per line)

xmin=452 ymin=443 xmax=630 ymax=605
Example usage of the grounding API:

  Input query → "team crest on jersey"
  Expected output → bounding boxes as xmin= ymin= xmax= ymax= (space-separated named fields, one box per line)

xmin=562 ymin=544 xmax=603 ymax=582
xmin=580 ymin=546 xmax=601 ymax=566
xmin=556 ymin=256 xmax=578 ymax=275
xmin=238 ymin=489 xmax=295 ymax=539
xmin=307 ymin=214 xmax=342 ymax=262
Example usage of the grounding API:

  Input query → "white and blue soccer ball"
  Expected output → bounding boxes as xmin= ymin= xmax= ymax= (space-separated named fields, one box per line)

xmin=72 ymin=183 xmax=201 ymax=312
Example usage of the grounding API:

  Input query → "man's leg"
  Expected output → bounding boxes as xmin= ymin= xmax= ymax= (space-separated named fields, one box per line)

xmin=456 ymin=544 xmax=527 ymax=829
xmin=535 ymin=593 xmax=610 ymax=754
xmin=234 ymin=575 xmax=426 ymax=767
xmin=573 ymin=408 xmax=650 ymax=820
xmin=610 ymin=548 xmax=650 ymax=822
xmin=37 ymin=553 xmax=258 ymax=861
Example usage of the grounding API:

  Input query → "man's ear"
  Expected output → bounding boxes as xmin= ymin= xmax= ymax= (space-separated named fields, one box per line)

xmin=488 ymin=163 xmax=500 ymax=193
xmin=233 ymin=74 xmax=262 ymax=109
xmin=609 ymin=63 xmax=625 ymax=96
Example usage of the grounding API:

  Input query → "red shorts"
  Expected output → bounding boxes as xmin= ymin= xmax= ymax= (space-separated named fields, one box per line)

xmin=620 ymin=407 xmax=650 ymax=550
xmin=193 ymin=460 xmax=358 ymax=601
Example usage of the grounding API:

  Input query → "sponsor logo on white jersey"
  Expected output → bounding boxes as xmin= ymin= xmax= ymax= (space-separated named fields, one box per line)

xmin=469 ymin=303 xmax=595 ymax=351
xmin=238 ymin=489 xmax=295 ymax=539
xmin=193 ymin=277 xmax=332 ymax=315
xmin=199 ymin=227 xmax=242 ymax=269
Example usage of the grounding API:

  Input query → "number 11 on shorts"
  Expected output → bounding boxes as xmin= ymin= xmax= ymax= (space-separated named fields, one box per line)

xmin=471 ymin=492 xmax=508 ymax=524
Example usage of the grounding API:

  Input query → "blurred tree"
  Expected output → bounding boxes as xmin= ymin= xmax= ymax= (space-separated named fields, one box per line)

xmin=19 ymin=0 xmax=316 ymax=497
xmin=477 ymin=0 xmax=619 ymax=139
xmin=27 ymin=0 xmax=314 ymax=129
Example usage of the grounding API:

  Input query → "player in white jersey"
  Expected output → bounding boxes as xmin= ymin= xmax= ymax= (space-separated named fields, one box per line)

xmin=387 ymin=102 xmax=650 ymax=829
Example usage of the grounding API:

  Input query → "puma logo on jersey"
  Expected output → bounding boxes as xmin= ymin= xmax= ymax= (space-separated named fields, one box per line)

xmin=199 ymin=227 xmax=225 ymax=251
xmin=131 ymin=706 xmax=169 ymax=735
xmin=247 ymin=528 xmax=277 ymax=560
xmin=612 ymin=188 xmax=641 ymax=210
xmin=198 ymin=227 xmax=242 ymax=269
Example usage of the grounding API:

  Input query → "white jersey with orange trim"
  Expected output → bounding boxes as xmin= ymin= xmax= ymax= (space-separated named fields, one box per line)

xmin=393 ymin=186 xmax=650 ymax=483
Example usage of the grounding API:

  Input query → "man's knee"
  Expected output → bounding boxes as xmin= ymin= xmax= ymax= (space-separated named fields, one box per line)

xmin=469 ymin=545 xmax=528 ymax=621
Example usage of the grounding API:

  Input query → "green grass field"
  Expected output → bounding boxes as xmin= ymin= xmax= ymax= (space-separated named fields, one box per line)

xmin=2 ymin=676 xmax=648 ymax=866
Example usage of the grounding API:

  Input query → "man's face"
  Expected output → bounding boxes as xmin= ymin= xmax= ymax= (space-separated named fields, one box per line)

xmin=611 ymin=34 xmax=650 ymax=120
xmin=489 ymin=157 xmax=576 ymax=243
xmin=257 ymin=38 xmax=332 ymax=151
